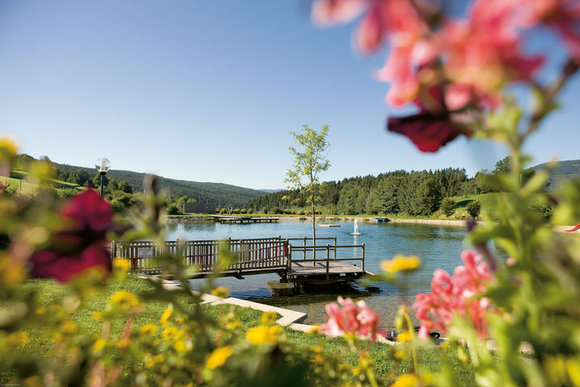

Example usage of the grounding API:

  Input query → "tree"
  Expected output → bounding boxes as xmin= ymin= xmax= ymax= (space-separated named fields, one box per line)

xmin=440 ymin=197 xmax=456 ymax=217
xmin=285 ymin=124 xmax=330 ymax=251
xmin=467 ymin=200 xmax=481 ymax=219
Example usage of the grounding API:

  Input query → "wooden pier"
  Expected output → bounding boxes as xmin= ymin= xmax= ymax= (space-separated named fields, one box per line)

xmin=112 ymin=236 xmax=366 ymax=284
xmin=211 ymin=215 xmax=279 ymax=224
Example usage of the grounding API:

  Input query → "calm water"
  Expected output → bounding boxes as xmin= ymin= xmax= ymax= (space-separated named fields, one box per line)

xmin=167 ymin=220 xmax=470 ymax=329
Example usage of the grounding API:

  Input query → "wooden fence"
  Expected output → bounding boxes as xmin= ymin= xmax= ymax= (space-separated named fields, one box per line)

xmin=113 ymin=237 xmax=289 ymax=274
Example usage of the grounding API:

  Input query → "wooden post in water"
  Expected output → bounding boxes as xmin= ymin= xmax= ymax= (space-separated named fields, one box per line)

xmin=362 ymin=243 xmax=365 ymax=272
xmin=326 ymin=244 xmax=330 ymax=280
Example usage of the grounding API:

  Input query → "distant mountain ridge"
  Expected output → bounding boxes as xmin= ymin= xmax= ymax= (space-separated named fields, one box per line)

xmin=532 ymin=159 xmax=580 ymax=187
xmin=52 ymin=162 xmax=266 ymax=208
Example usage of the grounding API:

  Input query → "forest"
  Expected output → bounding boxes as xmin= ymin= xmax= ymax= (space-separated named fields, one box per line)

xmin=13 ymin=155 xmax=266 ymax=209
xmin=246 ymin=158 xmax=542 ymax=217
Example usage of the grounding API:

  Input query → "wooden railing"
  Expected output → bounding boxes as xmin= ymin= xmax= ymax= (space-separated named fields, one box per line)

xmin=113 ymin=237 xmax=289 ymax=274
xmin=288 ymin=243 xmax=366 ymax=276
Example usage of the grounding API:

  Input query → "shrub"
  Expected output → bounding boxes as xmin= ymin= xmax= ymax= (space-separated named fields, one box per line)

xmin=466 ymin=200 xmax=481 ymax=219
xmin=440 ymin=197 xmax=456 ymax=217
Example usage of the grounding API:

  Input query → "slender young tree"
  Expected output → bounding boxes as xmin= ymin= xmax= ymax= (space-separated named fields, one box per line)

xmin=285 ymin=124 xmax=330 ymax=253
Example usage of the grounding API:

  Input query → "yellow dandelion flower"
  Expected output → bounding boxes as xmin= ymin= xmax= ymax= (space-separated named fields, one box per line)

xmin=160 ymin=306 xmax=173 ymax=326
xmin=226 ymin=321 xmax=243 ymax=330
xmin=260 ymin=311 xmax=278 ymax=325
xmin=382 ymin=255 xmax=421 ymax=274
xmin=246 ymin=325 xmax=282 ymax=346
xmin=162 ymin=327 xmax=177 ymax=339
xmin=206 ymin=346 xmax=233 ymax=369
xmin=61 ymin=321 xmax=77 ymax=334
xmin=139 ymin=324 xmax=158 ymax=336
xmin=211 ymin=287 xmax=230 ymax=298
xmin=391 ymin=374 xmax=420 ymax=387
xmin=397 ymin=331 xmax=412 ymax=343
xmin=174 ymin=340 xmax=187 ymax=352
xmin=91 ymin=338 xmax=107 ymax=355
xmin=394 ymin=350 xmax=407 ymax=360
xmin=110 ymin=291 xmax=138 ymax=310
xmin=113 ymin=259 xmax=131 ymax=273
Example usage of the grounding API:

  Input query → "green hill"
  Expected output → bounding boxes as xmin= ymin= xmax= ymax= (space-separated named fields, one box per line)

xmin=53 ymin=163 xmax=265 ymax=208
xmin=13 ymin=155 xmax=266 ymax=208
xmin=532 ymin=159 xmax=580 ymax=188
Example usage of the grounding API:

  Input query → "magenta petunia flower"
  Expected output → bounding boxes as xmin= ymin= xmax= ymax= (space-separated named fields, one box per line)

xmin=29 ymin=189 xmax=114 ymax=282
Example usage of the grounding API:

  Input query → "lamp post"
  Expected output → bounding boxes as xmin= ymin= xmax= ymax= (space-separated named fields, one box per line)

xmin=95 ymin=158 xmax=111 ymax=197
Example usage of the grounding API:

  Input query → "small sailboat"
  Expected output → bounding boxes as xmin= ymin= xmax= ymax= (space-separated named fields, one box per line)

xmin=351 ymin=219 xmax=361 ymax=235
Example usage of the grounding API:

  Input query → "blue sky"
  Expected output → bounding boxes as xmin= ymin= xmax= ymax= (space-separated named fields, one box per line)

xmin=1 ymin=1 xmax=579 ymax=190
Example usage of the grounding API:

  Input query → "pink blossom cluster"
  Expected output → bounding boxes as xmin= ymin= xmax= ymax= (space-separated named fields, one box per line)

xmin=312 ymin=0 xmax=580 ymax=152
xmin=413 ymin=250 xmax=494 ymax=339
xmin=319 ymin=297 xmax=385 ymax=342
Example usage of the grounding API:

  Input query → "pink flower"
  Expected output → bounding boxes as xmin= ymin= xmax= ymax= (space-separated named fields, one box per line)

xmin=413 ymin=250 xmax=494 ymax=339
xmin=29 ymin=189 xmax=114 ymax=282
xmin=319 ymin=297 xmax=385 ymax=342
xmin=387 ymin=84 xmax=475 ymax=152
xmin=311 ymin=0 xmax=366 ymax=27
xmin=529 ymin=0 xmax=580 ymax=61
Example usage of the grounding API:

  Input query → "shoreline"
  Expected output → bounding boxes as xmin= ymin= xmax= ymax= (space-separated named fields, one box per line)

xmin=166 ymin=214 xmax=576 ymax=233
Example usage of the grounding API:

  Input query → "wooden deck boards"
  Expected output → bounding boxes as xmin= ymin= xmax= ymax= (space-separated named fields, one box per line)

xmin=290 ymin=261 xmax=364 ymax=278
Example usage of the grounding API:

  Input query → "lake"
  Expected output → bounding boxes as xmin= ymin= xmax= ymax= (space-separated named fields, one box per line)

xmin=166 ymin=220 xmax=470 ymax=329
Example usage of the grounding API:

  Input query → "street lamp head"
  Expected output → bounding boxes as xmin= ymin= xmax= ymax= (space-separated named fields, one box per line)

xmin=96 ymin=158 xmax=111 ymax=175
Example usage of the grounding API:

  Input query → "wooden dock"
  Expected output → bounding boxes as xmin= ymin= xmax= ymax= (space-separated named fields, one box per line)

xmin=112 ymin=236 xmax=366 ymax=285
xmin=211 ymin=215 xmax=279 ymax=224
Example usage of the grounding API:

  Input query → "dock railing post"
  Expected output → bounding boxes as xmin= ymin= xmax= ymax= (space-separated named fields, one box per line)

xmin=326 ymin=244 xmax=330 ymax=280
xmin=333 ymin=236 xmax=337 ymax=259
xmin=362 ymin=243 xmax=365 ymax=272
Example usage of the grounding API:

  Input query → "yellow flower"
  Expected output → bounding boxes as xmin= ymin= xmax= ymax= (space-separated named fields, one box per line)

xmin=260 ymin=311 xmax=278 ymax=325
xmin=0 ymin=137 xmax=18 ymax=161
xmin=162 ymin=327 xmax=177 ymax=339
xmin=139 ymin=324 xmax=158 ymax=336
xmin=211 ymin=287 xmax=230 ymax=298
xmin=61 ymin=321 xmax=78 ymax=334
xmin=174 ymin=340 xmax=187 ymax=352
xmin=206 ymin=346 xmax=233 ymax=369
xmin=394 ymin=350 xmax=407 ymax=360
xmin=160 ymin=306 xmax=173 ymax=326
xmin=397 ymin=331 xmax=412 ymax=343
xmin=246 ymin=325 xmax=282 ymax=346
xmin=113 ymin=259 xmax=131 ymax=273
xmin=4 ymin=331 xmax=29 ymax=348
xmin=391 ymin=374 xmax=420 ymax=387
xmin=225 ymin=321 xmax=243 ymax=330
xmin=91 ymin=338 xmax=107 ymax=355
xmin=110 ymin=291 xmax=138 ymax=310
xmin=381 ymin=255 xmax=421 ymax=274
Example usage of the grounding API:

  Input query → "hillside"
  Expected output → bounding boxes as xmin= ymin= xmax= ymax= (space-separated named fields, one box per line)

xmin=49 ymin=161 xmax=266 ymax=208
xmin=532 ymin=159 xmax=580 ymax=188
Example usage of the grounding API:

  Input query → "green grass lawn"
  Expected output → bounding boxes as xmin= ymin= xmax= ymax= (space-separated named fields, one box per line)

xmin=15 ymin=276 xmax=475 ymax=384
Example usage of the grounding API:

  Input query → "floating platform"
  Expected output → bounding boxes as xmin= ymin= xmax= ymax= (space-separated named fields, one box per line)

xmin=211 ymin=215 xmax=279 ymax=224
xmin=319 ymin=224 xmax=341 ymax=227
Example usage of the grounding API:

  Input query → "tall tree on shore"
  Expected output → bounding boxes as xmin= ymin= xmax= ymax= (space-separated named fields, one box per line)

xmin=285 ymin=124 xmax=330 ymax=252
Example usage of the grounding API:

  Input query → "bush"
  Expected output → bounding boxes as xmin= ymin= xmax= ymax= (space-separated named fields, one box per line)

xmin=466 ymin=200 xmax=481 ymax=218
xmin=440 ymin=197 xmax=456 ymax=217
